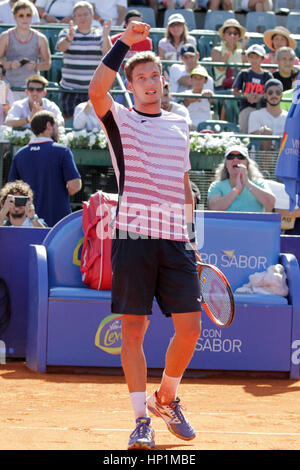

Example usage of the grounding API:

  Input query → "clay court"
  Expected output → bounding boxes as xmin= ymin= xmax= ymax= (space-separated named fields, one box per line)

xmin=1 ymin=361 xmax=300 ymax=451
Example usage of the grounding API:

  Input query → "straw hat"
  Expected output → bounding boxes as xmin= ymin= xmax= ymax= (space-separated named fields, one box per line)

xmin=263 ymin=26 xmax=297 ymax=51
xmin=218 ymin=18 xmax=246 ymax=39
xmin=190 ymin=65 xmax=208 ymax=78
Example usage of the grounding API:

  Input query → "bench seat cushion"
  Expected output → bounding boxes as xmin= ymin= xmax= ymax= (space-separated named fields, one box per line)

xmin=234 ymin=293 xmax=288 ymax=305
xmin=49 ymin=287 xmax=111 ymax=301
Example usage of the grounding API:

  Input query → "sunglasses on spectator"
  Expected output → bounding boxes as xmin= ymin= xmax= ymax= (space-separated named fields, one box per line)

xmin=266 ymin=89 xmax=282 ymax=96
xmin=15 ymin=12 xmax=32 ymax=17
xmin=27 ymin=86 xmax=44 ymax=92
xmin=226 ymin=153 xmax=247 ymax=160
xmin=225 ymin=30 xmax=240 ymax=36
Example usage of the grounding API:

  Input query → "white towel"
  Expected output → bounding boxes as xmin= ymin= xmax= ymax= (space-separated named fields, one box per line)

xmin=234 ymin=264 xmax=289 ymax=297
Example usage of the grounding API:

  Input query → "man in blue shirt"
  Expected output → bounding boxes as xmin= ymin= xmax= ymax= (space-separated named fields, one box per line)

xmin=8 ymin=110 xmax=81 ymax=226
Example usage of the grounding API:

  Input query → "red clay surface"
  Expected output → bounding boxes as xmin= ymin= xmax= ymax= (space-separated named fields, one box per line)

xmin=1 ymin=362 xmax=300 ymax=450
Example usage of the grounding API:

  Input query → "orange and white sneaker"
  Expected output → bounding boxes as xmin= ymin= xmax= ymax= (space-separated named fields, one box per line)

xmin=147 ymin=391 xmax=195 ymax=441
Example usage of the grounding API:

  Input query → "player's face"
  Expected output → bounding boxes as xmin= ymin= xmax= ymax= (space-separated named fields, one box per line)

xmin=128 ymin=61 xmax=163 ymax=110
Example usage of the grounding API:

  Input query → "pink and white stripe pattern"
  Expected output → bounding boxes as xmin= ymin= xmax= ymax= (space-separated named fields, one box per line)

xmin=100 ymin=101 xmax=191 ymax=241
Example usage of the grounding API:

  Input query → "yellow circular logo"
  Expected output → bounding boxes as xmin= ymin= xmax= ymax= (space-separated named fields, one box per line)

xmin=95 ymin=314 xmax=122 ymax=355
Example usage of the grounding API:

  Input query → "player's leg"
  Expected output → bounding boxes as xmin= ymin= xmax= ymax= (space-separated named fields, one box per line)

xmin=147 ymin=311 xmax=201 ymax=441
xmin=158 ymin=310 xmax=201 ymax=403
xmin=147 ymin=239 xmax=201 ymax=440
xmin=122 ymin=314 xmax=155 ymax=450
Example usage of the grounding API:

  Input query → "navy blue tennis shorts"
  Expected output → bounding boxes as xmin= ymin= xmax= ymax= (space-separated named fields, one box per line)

xmin=111 ymin=231 xmax=202 ymax=317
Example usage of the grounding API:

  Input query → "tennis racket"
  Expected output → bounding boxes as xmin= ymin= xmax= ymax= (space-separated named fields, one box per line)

xmin=197 ymin=262 xmax=235 ymax=328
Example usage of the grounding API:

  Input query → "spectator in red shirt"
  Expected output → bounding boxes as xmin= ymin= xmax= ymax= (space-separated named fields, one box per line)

xmin=111 ymin=9 xmax=153 ymax=59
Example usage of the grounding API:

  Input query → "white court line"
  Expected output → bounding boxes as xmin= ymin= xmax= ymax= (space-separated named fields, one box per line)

xmin=1 ymin=425 xmax=300 ymax=437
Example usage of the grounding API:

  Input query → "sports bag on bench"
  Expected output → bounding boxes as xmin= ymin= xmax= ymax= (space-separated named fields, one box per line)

xmin=80 ymin=190 xmax=118 ymax=290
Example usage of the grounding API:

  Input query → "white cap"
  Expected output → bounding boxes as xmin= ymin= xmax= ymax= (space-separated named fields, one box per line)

xmin=224 ymin=144 xmax=249 ymax=159
xmin=246 ymin=44 xmax=266 ymax=57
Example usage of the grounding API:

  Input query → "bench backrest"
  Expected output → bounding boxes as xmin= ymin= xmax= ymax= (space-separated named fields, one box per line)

xmin=43 ymin=210 xmax=84 ymax=288
xmin=43 ymin=210 xmax=282 ymax=292
xmin=196 ymin=211 xmax=281 ymax=291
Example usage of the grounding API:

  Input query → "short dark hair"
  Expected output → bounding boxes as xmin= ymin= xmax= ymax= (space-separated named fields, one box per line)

xmin=30 ymin=110 xmax=56 ymax=136
xmin=125 ymin=51 xmax=162 ymax=82
xmin=125 ymin=9 xmax=142 ymax=25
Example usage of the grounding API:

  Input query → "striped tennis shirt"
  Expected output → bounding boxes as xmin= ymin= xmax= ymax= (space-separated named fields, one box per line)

xmin=98 ymin=101 xmax=191 ymax=242
xmin=57 ymin=26 xmax=103 ymax=90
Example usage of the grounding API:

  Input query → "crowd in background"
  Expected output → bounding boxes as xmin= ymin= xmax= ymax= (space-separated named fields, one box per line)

xmin=0 ymin=0 xmax=299 ymax=227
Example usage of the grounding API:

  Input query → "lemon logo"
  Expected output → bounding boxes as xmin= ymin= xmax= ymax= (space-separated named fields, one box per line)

xmin=95 ymin=314 xmax=122 ymax=355
xmin=73 ymin=237 xmax=84 ymax=266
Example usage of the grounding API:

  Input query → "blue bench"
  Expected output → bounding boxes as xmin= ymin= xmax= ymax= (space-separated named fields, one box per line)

xmin=26 ymin=210 xmax=300 ymax=378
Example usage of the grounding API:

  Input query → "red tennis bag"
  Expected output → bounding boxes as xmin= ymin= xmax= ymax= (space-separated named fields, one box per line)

xmin=80 ymin=190 xmax=118 ymax=290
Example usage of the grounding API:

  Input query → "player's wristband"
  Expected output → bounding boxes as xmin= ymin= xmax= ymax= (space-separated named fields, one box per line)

xmin=102 ymin=39 xmax=130 ymax=72
xmin=187 ymin=222 xmax=196 ymax=244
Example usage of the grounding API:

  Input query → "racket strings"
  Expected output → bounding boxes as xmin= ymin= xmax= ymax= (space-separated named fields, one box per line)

xmin=199 ymin=267 xmax=232 ymax=326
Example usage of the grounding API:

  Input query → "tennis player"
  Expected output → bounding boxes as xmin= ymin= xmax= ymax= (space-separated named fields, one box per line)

xmin=89 ymin=21 xmax=202 ymax=450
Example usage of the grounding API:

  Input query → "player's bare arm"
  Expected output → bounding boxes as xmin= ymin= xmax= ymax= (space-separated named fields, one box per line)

xmin=89 ymin=21 xmax=150 ymax=119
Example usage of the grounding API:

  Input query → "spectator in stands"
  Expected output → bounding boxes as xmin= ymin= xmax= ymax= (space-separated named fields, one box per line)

xmin=263 ymin=26 xmax=300 ymax=69
xmin=0 ymin=0 xmax=51 ymax=100
xmin=161 ymin=82 xmax=192 ymax=128
xmin=169 ymin=43 xmax=214 ymax=95
xmin=238 ymin=0 xmax=273 ymax=11
xmin=207 ymin=144 xmax=275 ymax=212
xmin=273 ymin=47 xmax=299 ymax=92
xmin=233 ymin=44 xmax=273 ymax=134
xmin=56 ymin=1 xmax=111 ymax=121
xmin=0 ymin=179 xmax=46 ymax=227
xmin=8 ymin=110 xmax=82 ymax=226
xmin=91 ymin=0 xmax=127 ymax=26
xmin=182 ymin=65 xmax=213 ymax=130
xmin=211 ymin=18 xmax=249 ymax=91
xmin=36 ymin=0 xmax=75 ymax=23
xmin=0 ymin=0 xmax=40 ymax=24
xmin=0 ymin=64 xmax=14 ymax=125
xmin=158 ymin=13 xmax=197 ymax=61
xmin=197 ymin=0 xmax=233 ymax=10
xmin=73 ymin=99 xmax=101 ymax=130
xmin=5 ymin=74 xmax=64 ymax=128
xmin=111 ymin=9 xmax=153 ymax=59
xmin=157 ymin=0 xmax=196 ymax=9
xmin=248 ymin=78 xmax=288 ymax=151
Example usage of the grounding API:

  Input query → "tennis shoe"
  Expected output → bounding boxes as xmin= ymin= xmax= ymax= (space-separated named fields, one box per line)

xmin=147 ymin=392 xmax=195 ymax=441
xmin=127 ymin=417 xmax=155 ymax=450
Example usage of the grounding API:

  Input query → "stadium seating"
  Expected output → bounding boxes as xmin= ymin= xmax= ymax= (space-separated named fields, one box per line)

xmin=197 ymin=119 xmax=240 ymax=133
xmin=126 ymin=6 xmax=156 ymax=27
xmin=286 ymin=12 xmax=300 ymax=34
xmin=163 ymin=9 xmax=196 ymax=31
xmin=245 ymin=11 xmax=277 ymax=33
xmin=203 ymin=10 xmax=235 ymax=31
xmin=26 ymin=209 xmax=300 ymax=378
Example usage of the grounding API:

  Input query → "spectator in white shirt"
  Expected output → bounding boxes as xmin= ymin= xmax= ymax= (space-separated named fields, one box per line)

xmin=35 ymin=0 xmax=76 ymax=23
xmin=182 ymin=65 xmax=214 ymax=130
xmin=169 ymin=43 xmax=214 ymax=96
xmin=248 ymin=78 xmax=288 ymax=151
xmin=73 ymin=99 xmax=101 ymax=131
xmin=91 ymin=0 xmax=127 ymax=26
xmin=161 ymin=82 xmax=192 ymax=129
xmin=5 ymin=74 xmax=64 ymax=128
xmin=0 ymin=0 xmax=40 ymax=24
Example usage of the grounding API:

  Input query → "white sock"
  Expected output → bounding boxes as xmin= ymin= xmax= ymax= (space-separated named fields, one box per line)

xmin=158 ymin=371 xmax=182 ymax=404
xmin=130 ymin=391 xmax=148 ymax=420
